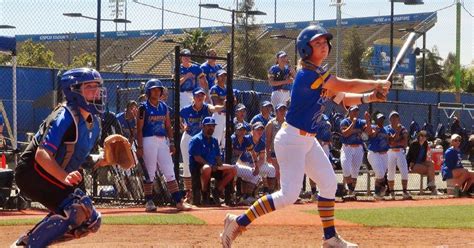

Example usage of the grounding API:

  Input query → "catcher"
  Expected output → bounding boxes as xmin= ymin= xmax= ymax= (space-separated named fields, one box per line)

xmin=12 ymin=68 xmax=133 ymax=247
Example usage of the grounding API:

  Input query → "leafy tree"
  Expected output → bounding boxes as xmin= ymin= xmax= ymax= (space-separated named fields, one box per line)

xmin=70 ymin=53 xmax=96 ymax=69
xmin=463 ymin=66 xmax=474 ymax=93
xmin=342 ymin=27 xmax=368 ymax=79
xmin=234 ymin=0 xmax=271 ymax=79
xmin=178 ymin=29 xmax=210 ymax=64
xmin=16 ymin=40 xmax=63 ymax=68
xmin=416 ymin=46 xmax=446 ymax=90
xmin=0 ymin=54 xmax=11 ymax=65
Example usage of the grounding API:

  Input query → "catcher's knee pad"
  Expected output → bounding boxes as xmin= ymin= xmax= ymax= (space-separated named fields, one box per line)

xmin=15 ymin=189 xmax=101 ymax=247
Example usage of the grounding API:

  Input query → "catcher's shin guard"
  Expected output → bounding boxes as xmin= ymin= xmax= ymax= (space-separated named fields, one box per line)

xmin=14 ymin=189 xmax=101 ymax=247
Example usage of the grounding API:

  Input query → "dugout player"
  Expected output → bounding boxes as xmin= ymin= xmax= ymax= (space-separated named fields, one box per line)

xmin=179 ymin=49 xmax=207 ymax=109
xmin=13 ymin=68 xmax=107 ymax=247
xmin=250 ymin=101 xmax=273 ymax=126
xmin=210 ymin=69 xmax=228 ymax=148
xmin=265 ymin=103 xmax=288 ymax=185
xmin=201 ymin=49 xmax=223 ymax=89
xmin=220 ymin=25 xmax=390 ymax=248
xmin=233 ymin=104 xmax=251 ymax=133
xmin=340 ymin=105 xmax=367 ymax=198
xmin=386 ymin=111 xmax=412 ymax=200
xmin=115 ymin=100 xmax=138 ymax=142
xmin=365 ymin=112 xmax=390 ymax=200
xmin=180 ymin=87 xmax=224 ymax=204
xmin=268 ymin=51 xmax=295 ymax=109
xmin=442 ymin=134 xmax=474 ymax=194
xmin=137 ymin=79 xmax=193 ymax=212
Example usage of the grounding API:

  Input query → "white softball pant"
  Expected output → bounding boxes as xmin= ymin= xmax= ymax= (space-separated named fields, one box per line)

xmin=179 ymin=91 xmax=193 ymax=109
xmin=271 ymin=123 xmax=337 ymax=209
xmin=270 ymin=90 xmax=290 ymax=109
xmin=143 ymin=136 xmax=175 ymax=183
xmin=212 ymin=112 xmax=226 ymax=148
xmin=236 ymin=162 xmax=276 ymax=185
xmin=340 ymin=145 xmax=364 ymax=178
xmin=320 ymin=143 xmax=330 ymax=156
xmin=387 ymin=149 xmax=409 ymax=181
xmin=180 ymin=132 xmax=192 ymax=178
xmin=367 ymin=151 xmax=388 ymax=179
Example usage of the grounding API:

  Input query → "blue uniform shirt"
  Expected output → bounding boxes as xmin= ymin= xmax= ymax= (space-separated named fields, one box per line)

xmin=315 ymin=114 xmax=331 ymax=142
xmin=250 ymin=114 xmax=270 ymax=127
xmin=115 ymin=112 xmax=136 ymax=139
xmin=240 ymin=135 xmax=265 ymax=164
xmin=201 ymin=62 xmax=222 ymax=89
xmin=189 ymin=131 xmax=220 ymax=171
xmin=139 ymin=100 xmax=168 ymax=137
xmin=209 ymin=84 xmax=226 ymax=113
xmin=386 ymin=124 xmax=408 ymax=149
xmin=40 ymin=107 xmax=100 ymax=173
xmin=268 ymin=64 xmax=292 ymax=91
xmin=286 ymin=65 xmax=332 ymax=134
xmin=180 ymin=104 xmax=211 ymax=136
xmin=340 ymin=118 xmax=366 ymax=145
xmin=441 ymin=147 xmax=463 ymax=180
xmin=232 ymin=134 xmax=254 ymax=162
xmin=367 ymin=125 xmax=390 ymax=152
xmin=180 ymin=64 xmax=204 ymax=92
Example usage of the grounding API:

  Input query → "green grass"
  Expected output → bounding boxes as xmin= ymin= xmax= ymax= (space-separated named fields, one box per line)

xmin=306 ymin=205 xmax=474 ymax=229
xmin=0 ymin=214 xmax=205 ymax=226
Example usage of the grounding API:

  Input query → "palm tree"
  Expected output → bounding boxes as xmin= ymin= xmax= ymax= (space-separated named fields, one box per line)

xmin=179 ymin=29 xmax=211 ymax=63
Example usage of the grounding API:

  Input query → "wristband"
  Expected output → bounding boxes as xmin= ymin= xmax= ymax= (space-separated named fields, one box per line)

xmin=361 ymin=93 xmax=370 ymax=104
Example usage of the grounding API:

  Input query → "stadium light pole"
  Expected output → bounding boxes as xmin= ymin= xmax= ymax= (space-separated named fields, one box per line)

xmin=270 ymin=34 xmax=297 ymax=68
xmin=389 ymin=0 xmax=423 ymax=81
xmin=399 ymin=27 xmax=426 ymax=90
xmin=63 ymin=10 xmax=131 ymax=71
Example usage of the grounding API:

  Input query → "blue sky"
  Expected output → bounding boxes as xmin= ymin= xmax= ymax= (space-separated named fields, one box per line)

xmin=0 ymin=0 xmax=472 ymax=65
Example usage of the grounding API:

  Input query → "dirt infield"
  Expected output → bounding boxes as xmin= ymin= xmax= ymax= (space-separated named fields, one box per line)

xmin=1 ymin=198 xmax=473 ymax=247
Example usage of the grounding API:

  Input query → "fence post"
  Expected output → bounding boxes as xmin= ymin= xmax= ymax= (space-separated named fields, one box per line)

xmin=116 ymin=85 xmax=121 ymax=114
xmin=428 ymin=104 xmax=432 ymax=125
xmin=366 ymin=167 xmax=371 ymax=196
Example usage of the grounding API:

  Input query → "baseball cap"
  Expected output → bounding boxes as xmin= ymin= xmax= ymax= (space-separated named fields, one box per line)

xmin=261 ymin=101 xmax=272 ymax=108
xmin=181 ymin=49 xmax=191 ymax=56
xmin=376 ymin=113 xmax=385 ymax=120
xmin=235 ymin=122 xmax=245 ymax=130
xmin=348 ymin=105 xmax=359 ymax=112
xmin=193 ymin=87 xmax=206 ymax=96
xmin=252 ymin=122 xmax=265 ymax=130
xmin=276 ymin=51 xmax=287 ymax=58
xmin=389 ymin=111 xmax=399 ymax=119
xmin=202 ymin=117 xmax=217 ymax=126
xmin=217 ymin=69 xmax=227 ymax=77
xmin=275 ymin=103 xmax=288 ymax=110
xmin=235 ymin=103 xmax=246 ymax=111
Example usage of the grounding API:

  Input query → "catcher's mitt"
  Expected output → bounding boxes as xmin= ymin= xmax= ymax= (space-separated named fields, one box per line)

xmin=103 ymin=134 xmax=135 ymax=169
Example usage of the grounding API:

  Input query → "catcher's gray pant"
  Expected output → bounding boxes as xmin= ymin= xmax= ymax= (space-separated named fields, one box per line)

xmin=180 ymin=132 xmax=192 ymax=178
xmin=270 ymin=90 xmax=290 ymax=109
xmin=387 ymin=149 xmax=409 ymax=181
xmin=367 ymin=151 xmax=388 ymax=179
xmin=179 ymin=92 xmax=193 ymax=110
xmin=236 ymin=162 xmax=276 ymax=185
xmin=143 ymin=136 xmax=175 ymax=183
xmin=212 ymin=112 xmax=226 ymax=148
xmin=340 ymin=144 xmax=364 ymax=178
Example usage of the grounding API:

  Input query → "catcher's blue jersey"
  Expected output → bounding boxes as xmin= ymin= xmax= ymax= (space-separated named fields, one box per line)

xmin=140 ymin=100 xmax=168 ymax=137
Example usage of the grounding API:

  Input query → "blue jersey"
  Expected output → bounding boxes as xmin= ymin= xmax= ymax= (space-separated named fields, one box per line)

xmin=210 ymin=84 xmax=226 ymax=113
xmin=240 ymin=135 xmax=265 ymax=164
xmin=180 ymin=104 xmax=211 ymax=136
xmin=386 ymin=124 xmax=408 ymax=149
xmin=139 ymin=100 xmax=168 ymax=137
xmin=442 ymin=147 xmax=463 ymax=180
xmin=315 ymin=114 xmax=331 ymax=142
xmin=189 ymin=131 xmax=220 ymax=171
xmin=115 ymin=112 xmax=136 ymax=139
xmin=286 ymin=65 xmax=332 ymax=134
xmin=340 ymin=118 xmax=366 ymax=145
xmin=201 ymin=62 xmax=222 ymax=89
xmin=233 ymin=118 xmax=251 ymax=133
xmin=232 ymin=134 xmax=254 ymax=162
xmin=180 ymin=64 xmax=204 ymax=92
xmin=367 ymin=125 xmax=390 ymax=152
xmin=250 ymin=113 xmax=270 ymax=126
xmin=40 ymin=107 xmax=100 ymax=173
xmin=268 ymin=64 xmax=292 ymax=91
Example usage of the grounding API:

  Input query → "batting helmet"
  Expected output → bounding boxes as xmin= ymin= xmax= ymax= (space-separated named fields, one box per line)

xmin=145 ymin=78 xmax=165 ymax=97
xmin=296 ymin=25 xmax=333 ymax=60
xmin=60 ymin=67 xmax=106 ymax=115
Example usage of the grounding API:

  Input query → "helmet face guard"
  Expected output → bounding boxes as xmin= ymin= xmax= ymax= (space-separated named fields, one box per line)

xmin=70 ymin=81 xmax=107 ymax=115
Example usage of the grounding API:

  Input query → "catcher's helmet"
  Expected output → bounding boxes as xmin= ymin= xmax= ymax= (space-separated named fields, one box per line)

xmin=60 ymin=68 xmax=106 ymax=115
xmin=296 ymin=25 xmax=333 ymax=60
xmin=145 ymin=79 xmax=165 ymax=97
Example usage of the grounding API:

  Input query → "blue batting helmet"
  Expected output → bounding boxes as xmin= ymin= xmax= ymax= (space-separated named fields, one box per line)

xmin=60 ymin=68 xmax=106 ymax=115
xmin=296 ymin=25 xmax=333 ymax=60
xmin=145 ymin=79 xmax=165 ymax=97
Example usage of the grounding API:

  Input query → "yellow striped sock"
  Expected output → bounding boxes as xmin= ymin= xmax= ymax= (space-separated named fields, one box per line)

xmin=318 ymin=199 xmax=335 ymax=229
xmin=240 ymin=195 xmax=276 ymax=225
